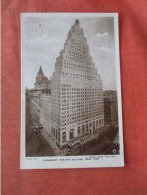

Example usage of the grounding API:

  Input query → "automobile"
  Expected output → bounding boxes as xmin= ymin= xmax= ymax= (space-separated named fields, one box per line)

xmin=66 ymin=151 xmax=71 ymax=156
xmin=33 ymin=126 xmax=43 ymax=134
xmin=35 ymin=125 xmax=43 ymax=129
xmin=80 ymin=148 xmax=85 ymax=152
xmin=71 ymin=148 xmax=76 ymax=152
xmin=72 ymin=142 xmax=80 ymax=149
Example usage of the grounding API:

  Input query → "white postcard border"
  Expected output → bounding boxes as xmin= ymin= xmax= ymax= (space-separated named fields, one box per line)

xmin=20 ymin=13 xmax=124 ymax=169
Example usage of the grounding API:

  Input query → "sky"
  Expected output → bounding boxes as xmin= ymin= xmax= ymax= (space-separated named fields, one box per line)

xmin=22 ymin=15 xmax=117 ymax=91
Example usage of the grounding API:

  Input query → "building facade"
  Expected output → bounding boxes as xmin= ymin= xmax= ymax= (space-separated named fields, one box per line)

xmin=26 ymin=88 xmax=51 ymax=126
xmin=103 ymin=90 xmax=118 ymax=125
xmin=50 ymin=19 xmax=104 ymax=149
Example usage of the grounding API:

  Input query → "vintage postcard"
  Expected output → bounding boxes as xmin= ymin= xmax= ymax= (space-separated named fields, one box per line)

xmin=21 ymin=13 xmax=124 ymax=169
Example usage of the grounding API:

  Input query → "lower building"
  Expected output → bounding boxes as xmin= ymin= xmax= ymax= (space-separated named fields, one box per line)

xmin=103 ymin=90 xmax=118 ymax=125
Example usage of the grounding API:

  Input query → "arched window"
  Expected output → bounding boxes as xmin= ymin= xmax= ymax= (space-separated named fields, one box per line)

xmin=90 ymin=128 xmax=92 ymax=136
xmin=78 ymin=127 xmax=80 ymax=135
xmin=70 ymin=129 xmax=74 ymax=139
xmin=101 ymin=118 xmax=103 ymax=125
xmin=82 ymin=125 xmax=85 ymax=134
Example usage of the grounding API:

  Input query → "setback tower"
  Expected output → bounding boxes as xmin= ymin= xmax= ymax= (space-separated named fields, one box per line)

xmin=50 ymin=19 xmax=104 ymax=149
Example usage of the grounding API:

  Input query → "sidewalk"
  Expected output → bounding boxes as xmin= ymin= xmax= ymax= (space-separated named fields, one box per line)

xmin=41 ymin=129 xmax=65 ymax=156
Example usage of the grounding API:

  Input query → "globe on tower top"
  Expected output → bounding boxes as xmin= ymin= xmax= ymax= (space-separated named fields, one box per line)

xmin=75 ymin=19 xmax=80 ymax=25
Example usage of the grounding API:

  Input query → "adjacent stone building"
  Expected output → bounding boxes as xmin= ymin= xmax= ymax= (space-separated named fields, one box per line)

xmin=26 ymin=66 xmax=51 ymax=131
xmin=34 ymin=66 xmax=50 ymax=90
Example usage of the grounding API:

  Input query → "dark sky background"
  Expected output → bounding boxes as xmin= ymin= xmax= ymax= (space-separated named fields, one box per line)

xmin=22 ymin=14 xmax=117 ymax=92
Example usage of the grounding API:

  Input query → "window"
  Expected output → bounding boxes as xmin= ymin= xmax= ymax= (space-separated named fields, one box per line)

xmin=78 ymin=127 xmax=80 ymax=135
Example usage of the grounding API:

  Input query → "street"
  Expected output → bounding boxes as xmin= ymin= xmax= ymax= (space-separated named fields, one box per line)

xmin=26 ymin=116 xmax=55 ymax=157
xmin=25 ymin=95 xmax=55 ymax=157
xmin=66 ymin=125 xmax=119 ymax=156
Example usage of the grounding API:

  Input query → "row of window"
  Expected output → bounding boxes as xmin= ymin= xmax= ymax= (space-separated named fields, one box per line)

xmin=64 ymin=55 xmax=92 ymax=64
xmin=65 ymin=51 xmax=89 ymax=61
xmin=61 ymin=91 xmax=102 ymax=96
xmin=67 ymin=39 xmax=87 ymax=47
xmin=68 ymin=39 xmax=87 ymax=50
xmin=61 ymin=112 xmax=104 ymax=125
xmin=61 ymin=95 xmax=102 ymax=98
xmin=61 ymin=88 xmax=102 ymax=91
xmin=61 ymin=84 xmax=102 ymax=90
xmin=63 ymin=60 xmax=93 ymax=69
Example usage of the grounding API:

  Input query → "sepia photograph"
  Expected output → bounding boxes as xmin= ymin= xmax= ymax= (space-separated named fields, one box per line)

xmin=21 ymin=13 xmax=124 ymax=169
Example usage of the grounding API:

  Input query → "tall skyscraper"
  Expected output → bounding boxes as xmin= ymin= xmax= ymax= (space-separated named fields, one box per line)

xmin=50 ymin=19 xmax=104 ymax=149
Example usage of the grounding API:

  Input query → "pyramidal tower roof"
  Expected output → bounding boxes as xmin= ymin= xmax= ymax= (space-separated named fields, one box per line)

xmin=67 ymin=19 xmax=85 ymax=40
xmin=37 ymin=66 xmax=45 ymax=77
xmin=51 ymin=19 xmax=100 ymax=83
xmin=75 ymin=19 xmax=80 ymax=25
xmin=38 ymin=66 xmax=43 ymax=74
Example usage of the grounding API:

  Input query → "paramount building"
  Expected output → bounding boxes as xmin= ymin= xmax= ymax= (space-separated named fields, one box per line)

xmin=28 ymin=19 xmax=104 ymax=151
xmin=50 ymin=19 xmax=104 ymax=148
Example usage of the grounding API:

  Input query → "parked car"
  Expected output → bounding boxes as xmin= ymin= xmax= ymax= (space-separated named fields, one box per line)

xmin=66 ymin=151 xmax=71 ymax=156
xmin=36 ymin=125 xmax=43 ymax=129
